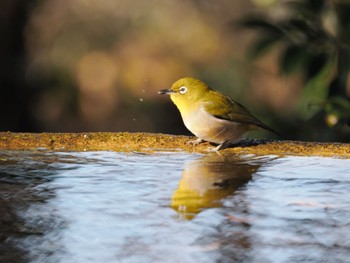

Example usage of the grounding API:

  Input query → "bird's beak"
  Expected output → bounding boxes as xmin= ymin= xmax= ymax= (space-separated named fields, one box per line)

xmin=158 ymin=89 xmax=176 ymax=95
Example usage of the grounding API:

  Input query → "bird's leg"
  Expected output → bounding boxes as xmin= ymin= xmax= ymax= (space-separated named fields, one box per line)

xmin=211 ymin=140 xmax=236 ymax=152
xmin=187 ymin=138 xmax=204 ymax=146
xmin=212 ymin=142 xmax=226 ymax=152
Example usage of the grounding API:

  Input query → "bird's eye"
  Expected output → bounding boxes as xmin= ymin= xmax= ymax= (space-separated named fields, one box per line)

xmin=179 ymin=86 xmax=188 ymax=94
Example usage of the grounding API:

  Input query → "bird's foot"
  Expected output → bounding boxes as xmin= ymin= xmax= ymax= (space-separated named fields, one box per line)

xmin=210 ymin=140 xmax=236 ymax=152
xmin=187 ymin=138 xmax=204 ymax=146
xmin=210 ymin=144 xmax=225 ymax=152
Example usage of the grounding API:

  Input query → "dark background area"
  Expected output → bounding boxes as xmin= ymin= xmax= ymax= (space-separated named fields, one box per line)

xmin=1 ymin=0 xmax=350 ymax=142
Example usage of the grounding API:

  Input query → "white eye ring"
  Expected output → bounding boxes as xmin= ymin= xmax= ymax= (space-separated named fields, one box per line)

xmin=179 ymin=86 xmax=188 ymax=94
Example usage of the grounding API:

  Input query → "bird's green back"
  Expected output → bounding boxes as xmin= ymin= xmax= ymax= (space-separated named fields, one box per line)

xmin=203 ymin=89 xmax=274 ymax=132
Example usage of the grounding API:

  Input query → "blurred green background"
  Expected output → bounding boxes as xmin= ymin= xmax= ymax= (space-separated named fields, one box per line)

xmin=1 ymin=0 xmax=350 ymax=142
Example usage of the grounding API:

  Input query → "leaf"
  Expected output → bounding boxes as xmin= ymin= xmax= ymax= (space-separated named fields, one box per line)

xmin=306 ymin=53 xmax=329 ymax=80
xmin=286 ymin=0 xmax=326 ymax=15
xmin=282 ymin=18 xmax=322 ymax=43
xmin=287 ymin=18 xmax=310 ymax=31
xmin=296 ymin=53 xmax=334 ymax=119
xmin=239 ymin=16 xmax=282 ymax=36
xmin=326 ymin=97 xmax=350 ymax=118
xmin=247 ymin=36 xmax=281 ymax=60
xmin=279 ymin=45 xmax=309 ymax=74
xmin=306 ymin=0 xmax=327 ymax=13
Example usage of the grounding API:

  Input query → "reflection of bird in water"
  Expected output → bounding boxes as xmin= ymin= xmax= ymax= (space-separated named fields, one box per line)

xmin=171 ymin=154 xmax=263 ymax=220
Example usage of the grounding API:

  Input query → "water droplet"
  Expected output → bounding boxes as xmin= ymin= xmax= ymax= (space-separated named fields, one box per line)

xmin=139 ymin=98 xmax=144 ymax=102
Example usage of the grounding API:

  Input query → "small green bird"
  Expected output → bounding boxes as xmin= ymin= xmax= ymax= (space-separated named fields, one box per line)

xmin=159 ymin=77 xmax=277 ymax=151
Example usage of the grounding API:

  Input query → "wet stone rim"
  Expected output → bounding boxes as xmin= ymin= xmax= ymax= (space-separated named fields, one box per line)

xmin=0 ymin=132 xmax=349 ymax=158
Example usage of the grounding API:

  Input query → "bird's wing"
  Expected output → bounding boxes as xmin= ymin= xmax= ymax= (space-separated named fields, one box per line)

xmin=203 ymin=93 xmax=276 ymax=133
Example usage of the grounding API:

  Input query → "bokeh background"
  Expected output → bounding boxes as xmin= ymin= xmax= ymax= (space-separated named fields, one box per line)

xmin=1 ymin=0 xmax=350 ymax=141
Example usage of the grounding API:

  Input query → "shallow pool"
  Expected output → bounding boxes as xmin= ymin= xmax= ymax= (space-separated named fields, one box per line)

xmin=1 ymin=151 xmax=350 ymax=263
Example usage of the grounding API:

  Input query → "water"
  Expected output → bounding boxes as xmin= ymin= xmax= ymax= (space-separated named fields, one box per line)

xmin=1 ymin=151 xmax=350 ymax=263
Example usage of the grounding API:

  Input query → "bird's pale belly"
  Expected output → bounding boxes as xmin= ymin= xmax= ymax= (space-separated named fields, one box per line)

xmin=182 ymin=108 xmax=250 ymax=144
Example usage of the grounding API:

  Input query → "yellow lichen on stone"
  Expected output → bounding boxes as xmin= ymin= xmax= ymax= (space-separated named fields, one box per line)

xmin=0 ymin=132 xmax=349 ymax=158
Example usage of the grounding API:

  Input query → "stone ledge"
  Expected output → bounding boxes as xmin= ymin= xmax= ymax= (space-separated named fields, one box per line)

xmin=0 ymin=132 xmax=349 ymax=158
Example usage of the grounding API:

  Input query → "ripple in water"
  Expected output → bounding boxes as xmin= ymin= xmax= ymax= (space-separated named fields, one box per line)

xmin=1 ymin=151 xmax=350 ymax=263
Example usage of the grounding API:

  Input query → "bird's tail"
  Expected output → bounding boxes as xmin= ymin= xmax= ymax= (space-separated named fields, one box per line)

xmin=256 ymin=122 xmax=281 ymax=137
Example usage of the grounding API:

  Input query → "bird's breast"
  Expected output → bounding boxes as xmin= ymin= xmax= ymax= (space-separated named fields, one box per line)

xmin=181 ymin=106 xmax=250 ymax=144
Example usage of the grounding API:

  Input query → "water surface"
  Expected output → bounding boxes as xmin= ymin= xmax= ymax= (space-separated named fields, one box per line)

xmin=1 ymin=151 xmax=350 ymax=263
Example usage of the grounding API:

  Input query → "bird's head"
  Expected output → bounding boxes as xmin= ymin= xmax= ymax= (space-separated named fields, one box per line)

xmin=158 ymin=77 xmax=210 ymax=109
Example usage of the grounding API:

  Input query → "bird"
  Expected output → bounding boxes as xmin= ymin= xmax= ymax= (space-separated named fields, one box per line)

xmin=158 ymin=77 xmax=277 ymax=151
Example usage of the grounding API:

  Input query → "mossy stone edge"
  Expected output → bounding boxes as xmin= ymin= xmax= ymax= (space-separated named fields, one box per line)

xmin=0 ymin=132 xmax=349 ymax=158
